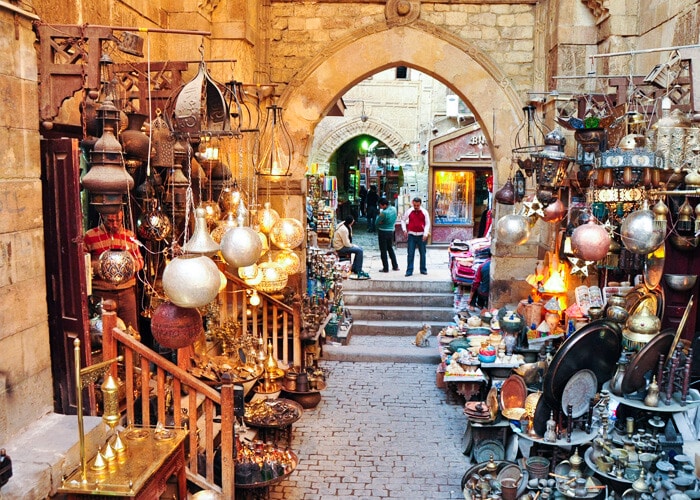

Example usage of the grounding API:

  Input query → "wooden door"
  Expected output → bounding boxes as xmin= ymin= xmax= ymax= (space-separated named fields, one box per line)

xmin=41 ymin=137 xmax=94 ymax=414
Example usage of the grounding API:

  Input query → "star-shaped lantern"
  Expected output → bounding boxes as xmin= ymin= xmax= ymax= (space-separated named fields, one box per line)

xmin=567 ymin=257 xmax=595 ymax=277
xmin=523 ymin=195 xmax=545 ymax=218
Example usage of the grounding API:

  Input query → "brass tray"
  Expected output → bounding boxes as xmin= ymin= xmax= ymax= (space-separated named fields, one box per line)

xmin=542 ymin=319 xmax=621 ymax=408
xmin=620 ymin=329 xmax=674 ymax=394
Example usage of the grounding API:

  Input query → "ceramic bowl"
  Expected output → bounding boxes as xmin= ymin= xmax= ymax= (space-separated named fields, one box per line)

xmin=479 ymin=353 xmax=497 ymax=364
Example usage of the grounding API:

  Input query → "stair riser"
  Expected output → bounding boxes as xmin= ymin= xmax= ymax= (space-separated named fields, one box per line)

xmin=343 ymin=281 xmax=454 ymax=294
xmin=349 ymin=322 xmax=452 ymax=336
xmin=349 ymin=308 xmax=454 ymax=323
xmin=343 ymin=294 xmax=454 ymax=308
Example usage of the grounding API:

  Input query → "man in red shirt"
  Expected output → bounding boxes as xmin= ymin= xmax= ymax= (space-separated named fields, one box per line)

xmin=84 ymin=210 xmax=144 ymax=332
xmin=401 ymin=197 xmax=431 ymax=277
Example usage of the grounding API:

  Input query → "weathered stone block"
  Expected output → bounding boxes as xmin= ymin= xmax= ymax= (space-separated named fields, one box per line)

xmin=0 ymin=229 xmax=46 ymax=287
xmin=0 ymin=180 xmax=43 ymax=231
xmin=0 ymin=276 xmax=49 ymax=340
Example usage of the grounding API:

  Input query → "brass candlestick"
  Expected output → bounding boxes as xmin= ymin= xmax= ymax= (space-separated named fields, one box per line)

xmin=73 ymin=339 xmax=123 ymax=484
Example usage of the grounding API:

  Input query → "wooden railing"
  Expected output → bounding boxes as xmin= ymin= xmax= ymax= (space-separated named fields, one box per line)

xmin=222 ymin=272 xmax=302 ymax=369
xmin=99 ymin=273 xmax=303 ymax=497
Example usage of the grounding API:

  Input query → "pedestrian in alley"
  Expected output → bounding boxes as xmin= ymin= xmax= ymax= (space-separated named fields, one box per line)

xmin=376 ymin=198 xmax=400 ymax=273
xmin=401 ymin=196 xmax=431 ymax=277
xmin=332 ymin=215 xmax=370 ymax=280
xmin=365 ymin=184 xmax=379 ymax=232
xmin=83 ymin=209 xmax=145 ymax=332
xmin=358 ymin=184 xmax=367 ymax=218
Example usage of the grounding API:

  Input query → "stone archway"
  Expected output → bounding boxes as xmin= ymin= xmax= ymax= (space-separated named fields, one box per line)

xmin=279 ymin=21 xmax=525 ymax=187
xmin=310 ymin=117 xmax=415 ymax=167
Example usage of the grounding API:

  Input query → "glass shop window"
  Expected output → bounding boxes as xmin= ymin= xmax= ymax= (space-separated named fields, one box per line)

xmin=433 ymin=170 xmax=475 ymax=225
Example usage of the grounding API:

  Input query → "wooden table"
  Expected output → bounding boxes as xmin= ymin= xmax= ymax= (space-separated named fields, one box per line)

xmin=58 ymin=427 xmax=187 ymax=499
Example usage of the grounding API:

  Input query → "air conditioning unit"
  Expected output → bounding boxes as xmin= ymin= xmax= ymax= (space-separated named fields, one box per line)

xmin=446 ymin=95 xmax=459 ymax=117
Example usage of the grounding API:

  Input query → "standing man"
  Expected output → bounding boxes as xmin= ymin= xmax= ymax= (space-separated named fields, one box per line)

xmin=365 ymin=185 xmax=379 ymax=232
xmin=84 ymin=209 xmax=145 ymax=332
xmin=376 ymin=198 xmax=399 ymax=273
xmin=401 ymin=197 xmax=430 ymax=277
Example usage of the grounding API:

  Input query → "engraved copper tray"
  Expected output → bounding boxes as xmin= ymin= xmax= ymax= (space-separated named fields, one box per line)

xmin=542 ymin=319 xmax=621 ymax=408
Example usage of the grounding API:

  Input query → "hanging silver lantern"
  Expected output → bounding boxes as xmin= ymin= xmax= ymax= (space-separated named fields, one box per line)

xmin=620 ymin=204 xmax=665 ymax=255
xmin=162 ymin=254 xmax=221 ymax=308
xmin=255 ymin=259 xmax=288 ymax=293
xmin=98 ymin=248 xmax=136 ymax=285
xmin=570 ymin=220 xmax=611 ymax=261
xmin=257 ymin=202 xmax=280 ymax=233
xmin=220 ymin=226 xmax=263 ymax=268
xmin=274 ymin=249 xmax=301 ymax=275
xmin=269 ymin=218 xmax=305 ymax=250
xmin=495 ymin=213 xmax=530 ymax=246
xmin=183 ymin=207 xmax=220 ymax=257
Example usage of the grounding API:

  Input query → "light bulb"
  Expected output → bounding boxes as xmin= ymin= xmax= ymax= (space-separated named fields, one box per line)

xmin=249 ymin=290 xmax=261 ymax=307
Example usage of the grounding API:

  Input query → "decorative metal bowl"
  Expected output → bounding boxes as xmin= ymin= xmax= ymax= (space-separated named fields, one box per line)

xmin=664 ymin=274 xmax=697 ymax=292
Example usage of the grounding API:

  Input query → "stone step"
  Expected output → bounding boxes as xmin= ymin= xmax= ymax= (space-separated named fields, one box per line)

xmin=343 ymin=290 xmax=455 ymax=308
xmin=346 ymin=304 xmax=455 ymax=323
xmin=342 ymin=278 xmax=455 ymax=294
xmin=348 ymin=319 xmax=453 ymax=337
xmin=2 ymin=413 xmax=106 ymax=500
xmin=322 ymin=335 xmax=441 ymax=364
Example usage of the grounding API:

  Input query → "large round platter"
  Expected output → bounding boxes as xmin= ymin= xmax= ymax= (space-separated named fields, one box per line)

xmin=542 ymin=319 xmax=622 ymax=407
xmin=561 ymin=369 xmax=597 ymax=418
xmin=472 ymin=439 xmax=505 ymax=463
xmin=500 ymin=374 xmax=527 ymax=411
xmin=620 ymin=329 xmax=674 ymax=395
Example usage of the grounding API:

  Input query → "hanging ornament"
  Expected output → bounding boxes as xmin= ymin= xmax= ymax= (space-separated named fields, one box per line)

xmin=652 ymin=199 xmax=669 ymax=234
xmin=522 ymin=195 xmax=545 ymax=218
xmin=242 ymin=266 xmax=263 ymax=286
xmin=255 ymin=259 xmax=288 ymax=293
xmin=620 ymin=202 xmax=665 ymax=255
xmin=220 ymin=226 xmax=263 ymax=268
xmin=151 ymin=301 xmax=203 ymax=349
xmin=567 ymin=257 xmax=593 ymax=277
xmin=236 ymin=198 xmax=248 ymax=227
xmin=98 ymin=249 xmax=136 ymax=285
xmin=676 ymin=198 xmax=693 ymax=235
xmin=258 ymin=231 xmax=270 ymax=256
xmin=238 ymin=264 xmax=260 ymax=281
xmin=137 ymin=199 xmax=172 ymax=242
xmin=183 ymin=207 xmax=220 ymax=257
xmin=269 ymin=218 xmax=305 ymax=250
xmin=494 ymin=178 xmax=515 ymax=205
xmin=219 ymin=181 xmax=242 ymax=213
xmin=495 ymin=213 xmax=530 ymax=246
xmin=211 ymin=212 xmax=237 ymax=244
xmin=162 ymin=254 xmax=221 ymax=308
xmin=258 ymin=202 xmax=280 ymax=233
xmin=200 ymin=200 xmax=221 ymax=228
xmin=542 ymin=198 xmax=566 ymax=223
xmin=514 ymin=170 xmax=526 ymax=201
xmin=274 ymin=249 xmax=301 ymax=275
xmin=571 ymin=219 xmax=611 ymax=262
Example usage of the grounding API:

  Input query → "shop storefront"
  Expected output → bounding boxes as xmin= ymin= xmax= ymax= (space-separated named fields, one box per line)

xmin=427 ymin=124 xmax=493 ymax=244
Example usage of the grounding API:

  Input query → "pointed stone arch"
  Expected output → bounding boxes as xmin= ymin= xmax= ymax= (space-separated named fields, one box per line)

xmin=279 ymin=21 xmax=525 ymax=186
xmin=310 ymin=117 xmax=415 ymax=166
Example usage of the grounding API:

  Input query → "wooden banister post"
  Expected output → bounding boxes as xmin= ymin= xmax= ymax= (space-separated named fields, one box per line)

xmin=220 ymin=372 xmax=235 ymax=499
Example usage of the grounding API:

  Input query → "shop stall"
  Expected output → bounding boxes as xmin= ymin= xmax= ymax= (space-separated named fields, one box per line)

xmin=427 ymin=124 xmax=493 ymax=244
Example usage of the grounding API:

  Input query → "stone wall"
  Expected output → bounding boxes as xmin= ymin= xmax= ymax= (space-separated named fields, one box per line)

xmin=0 ymin=6 xmax=53 ymax=442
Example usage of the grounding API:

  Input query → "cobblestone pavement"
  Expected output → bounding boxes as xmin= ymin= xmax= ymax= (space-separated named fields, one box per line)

xmin=268 ymin=362 xmax=468 ymax=500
